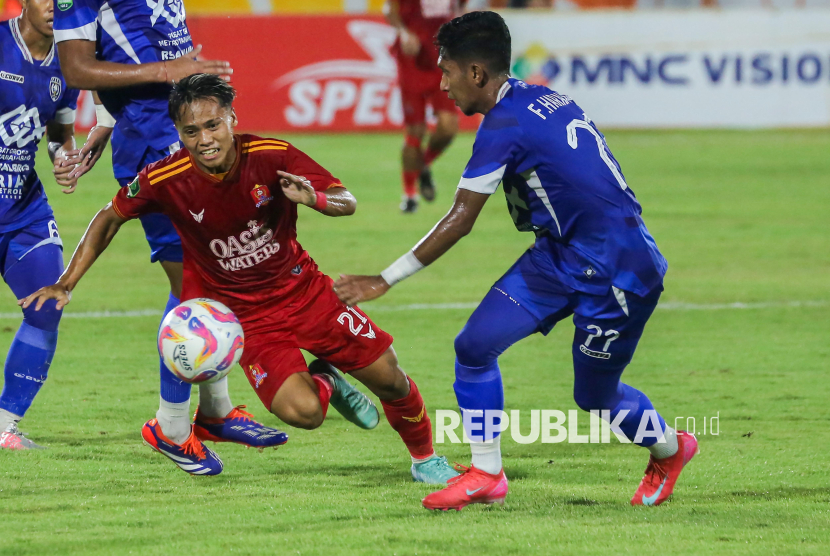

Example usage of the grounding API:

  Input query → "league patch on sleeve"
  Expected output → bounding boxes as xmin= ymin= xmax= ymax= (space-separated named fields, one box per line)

xmin=127 ymin=177 xmax=140 ymax=198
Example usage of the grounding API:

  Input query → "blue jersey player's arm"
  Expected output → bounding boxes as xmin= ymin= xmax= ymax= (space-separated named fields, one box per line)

xmin=334 ymin=122 xmax=520 ymax=305
xmin=53 ymin=0 xmax=231 ymax=90
xmin=45 ymin=87 xmax=82 ymax=193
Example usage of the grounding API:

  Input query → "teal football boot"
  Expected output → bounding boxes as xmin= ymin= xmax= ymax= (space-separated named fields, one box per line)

xmin=308 ymin=359 xmax=379 ymax=430
xmin=411 ymin=455 xmax=460 ymax=485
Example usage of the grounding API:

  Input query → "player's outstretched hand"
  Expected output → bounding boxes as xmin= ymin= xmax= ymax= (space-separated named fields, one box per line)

xmin=278 ymin=171 xmax=316 ymax=207
xmin=333 ymin=274 xmax=390 ymax=306
xmin=164 ymin=45 xmax=233 ymax=83
xmin=19 ymin=285 xmax=72 ymax=312
xmin=68 ymin=125 xmax=114 ymax=181
xmin=52 ymin=149 xmax=81 ymax=194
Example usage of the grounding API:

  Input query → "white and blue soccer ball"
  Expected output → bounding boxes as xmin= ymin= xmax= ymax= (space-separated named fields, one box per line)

xmin=158 ymin=299 xmax=245 ymax=384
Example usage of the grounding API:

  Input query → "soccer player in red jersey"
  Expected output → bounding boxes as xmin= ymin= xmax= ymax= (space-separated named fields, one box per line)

xmin=385 ymin=0 xmax=461 ymax=212
xmin=21 ymin=74 xmax=459 ymax=483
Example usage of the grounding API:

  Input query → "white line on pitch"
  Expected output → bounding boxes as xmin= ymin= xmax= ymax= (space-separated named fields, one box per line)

xmin=0 ymin=299 xmax=825 ymax=320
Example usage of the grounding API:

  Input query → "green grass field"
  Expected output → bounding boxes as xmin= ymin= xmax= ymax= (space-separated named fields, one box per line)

xmin=0 ymin=130 xmax=828 ymax=555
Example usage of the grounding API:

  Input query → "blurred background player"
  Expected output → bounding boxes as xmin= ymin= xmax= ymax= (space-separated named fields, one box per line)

xmin=23 ymin=74 xmax=459 ymax=483
xmin=335 ymin=11 xmax=698 ymax=510
xmin=51 ymin=0 xmax=288 ymax=467
xmin=385 ymin=0 xmax=461 ymax=213
xmin=0 ymin=0 xmax=107 ymax=449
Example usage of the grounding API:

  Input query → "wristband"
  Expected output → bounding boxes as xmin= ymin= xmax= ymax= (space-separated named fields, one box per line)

xmin=313 ymin=191 xmax=327 ymax=211
xmin=380 ymin=251 xmax=424 ymax=287
xmin=95 ymin=104 xmax=116 ymax=128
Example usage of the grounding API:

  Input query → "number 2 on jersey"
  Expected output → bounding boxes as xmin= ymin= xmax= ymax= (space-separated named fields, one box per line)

xmin=566 ymin=116 xmax=628 ymax=190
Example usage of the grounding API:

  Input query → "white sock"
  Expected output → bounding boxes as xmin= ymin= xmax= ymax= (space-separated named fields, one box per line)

xmin=648 ymin=426 xmax=679 ymax=459
xmin=470 ymin=435 xmax=502 ymax=474
xmin=198 ymin=377 xmax=234 ymax=418
xmin=411 ymin=452 xmax=436 ymax=465
xmin=156 ymin=397 xmax=191 ymax=444
xmin=0 ymin=408 xmax=20 ymax=431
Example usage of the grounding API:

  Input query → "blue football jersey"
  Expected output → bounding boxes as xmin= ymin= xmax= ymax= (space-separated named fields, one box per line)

xmin=53 ymin=0 xmax=192 ymax=179
xmin=459 ymin=78 xmax=667 ymax=297
xmin=0 ymin=17 xmax=79 ymax=233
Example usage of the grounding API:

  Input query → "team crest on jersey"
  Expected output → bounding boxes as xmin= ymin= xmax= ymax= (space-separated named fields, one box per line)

xmin=49 ymin=78 xmax=61 ymax=102
xmin=249 ymin=364 xmax=268 ymax=389
xmin=251 ymin=184 xmax=273 ymax=207
xmin=127 ymin=177 xmax=140 ymax=198
xmin=57 ymin=0 xmax=72 ymax=11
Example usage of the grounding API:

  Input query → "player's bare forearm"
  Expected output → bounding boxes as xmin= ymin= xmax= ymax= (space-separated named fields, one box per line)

xmin=277 ymin=171 xmax=355 ymax=216
xmin=58 ymin=40 xmax=165 ymax=89
xmin=383 ymin=0 xmax=404 ymax=29
xmin=46 ymin=122 xmax=76 ymax=164
xmin=57 ymin=42 xmax=231 ymax=90
xmin=411 ymin=188 xmax=489 ymax=266
xmin=60 ymin=205 xmax=126 ymax=289
xmin=319 ymin=188 xmax=356 ymax=217
xmin=19 ymin=205 xmax=126 ymax=311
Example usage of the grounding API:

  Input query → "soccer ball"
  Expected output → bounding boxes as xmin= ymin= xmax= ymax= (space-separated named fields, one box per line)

xmin=158 ymin=299 xmax=245 ymax=384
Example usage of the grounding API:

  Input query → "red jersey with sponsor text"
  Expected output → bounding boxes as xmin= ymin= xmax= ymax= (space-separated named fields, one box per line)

xmin=112 ymin=134 xmax=342 ymax=328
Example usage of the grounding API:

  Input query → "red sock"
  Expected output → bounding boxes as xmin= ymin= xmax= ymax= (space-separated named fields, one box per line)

xmin=423 ymin=145 xmax=444 ymax=167
xmin=402 ymin=170 xmax=419 ymax=198
xmin=380 ymin=378 xmax=434 ymax=459
xmin=312 ymin=374 xmax=332 ymax=420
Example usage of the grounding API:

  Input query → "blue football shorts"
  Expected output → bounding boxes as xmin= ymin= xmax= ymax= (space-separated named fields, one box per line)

xmin=493 ymin=247 xmax=663 ymax=372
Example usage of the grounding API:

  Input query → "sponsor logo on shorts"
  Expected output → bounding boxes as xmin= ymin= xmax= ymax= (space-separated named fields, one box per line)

xmin=0 ymin=71 xmax=23 ymax=84
xmin=579 ymin=344 xmax=611 ymax=359
xmin=250 ymin=184 xmax=273 ymax=207
xmin=583 ymin=265 xmax=597 ymax=278
xmin=250 ymin=364 xmax=267 ymax=389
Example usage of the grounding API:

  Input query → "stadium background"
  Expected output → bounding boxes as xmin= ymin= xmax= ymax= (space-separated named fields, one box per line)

xmin=0 ymin=1 xmax=828 ymax=555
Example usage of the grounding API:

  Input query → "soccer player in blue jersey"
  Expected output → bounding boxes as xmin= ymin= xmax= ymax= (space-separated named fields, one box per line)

xmin=335 ymin=11 xmax=698 ymax=509
xmin=51 ymin=0 xmax=289 ymax=473
xmin=0 ymin=0 xmax=108 ymax=449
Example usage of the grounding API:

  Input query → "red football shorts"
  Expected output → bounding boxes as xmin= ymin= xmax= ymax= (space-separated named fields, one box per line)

xmin=396 ymin=54 xmax=457 ymax=126
xmin=238 ymin=267 xmax=393 ymax=409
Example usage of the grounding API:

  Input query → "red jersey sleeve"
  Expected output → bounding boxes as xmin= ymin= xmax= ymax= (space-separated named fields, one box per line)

xmin=285 ymin=144 xmax=343 ymax=192
xmin=111 ymin=173 xmax=161 ymax=220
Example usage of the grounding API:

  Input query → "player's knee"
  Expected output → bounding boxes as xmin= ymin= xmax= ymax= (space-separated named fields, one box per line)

xmin=22 ymin=301 xmax=61 ymax=333
xmin=454 ymin=328 xmax=490 ymax=368
xmin=272 ymin=396 xmax=324 ymax=430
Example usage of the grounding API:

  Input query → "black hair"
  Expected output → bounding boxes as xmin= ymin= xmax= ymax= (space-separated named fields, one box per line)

xmin=435 ymin=11 xmax=511 ymax=76
xmin=168 ymin=73 xmax=236 ymax=122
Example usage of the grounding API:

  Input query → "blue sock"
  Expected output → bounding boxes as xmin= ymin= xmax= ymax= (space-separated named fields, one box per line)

xmin=454 ymin=361 xmax=504 ymax=442
xmin=159 ymin=293 xmax=191 ymax=403
xmin=1 ymin=243 xmax=63 ymax=421
xmin=0 ymin=322 xmax=58 ymax=417
xmin=573 ymin=362 xmax=666 ymax=447
xmin=453 ymin=287 xmax=539 ymax=441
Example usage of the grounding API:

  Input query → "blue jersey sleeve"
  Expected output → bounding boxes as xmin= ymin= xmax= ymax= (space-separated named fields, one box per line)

xmin=53 ymin=0 xmax=102 ymax=42
xmin=458 ymin=113 xmax=522 ymax=195
xmin=57 ymin=88 xmax=80 ymax=112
